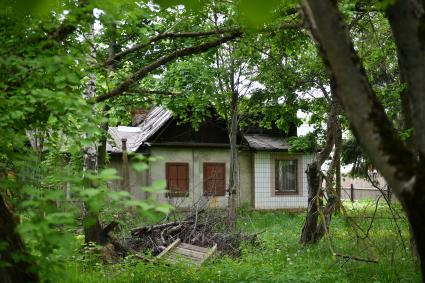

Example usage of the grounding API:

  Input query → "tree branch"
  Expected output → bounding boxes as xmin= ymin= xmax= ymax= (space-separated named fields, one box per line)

xmin=96 ymin=31 xmax=242 ymax=102
xmin=132 ymin=88 xmax=181 ymax=96
xmin=105 ymin=28 xmax=240 ymax=66
xmin=105 ymin=22 xmax=301 ymax=66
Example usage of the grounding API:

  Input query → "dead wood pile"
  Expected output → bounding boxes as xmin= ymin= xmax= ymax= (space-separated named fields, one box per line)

xmin=124 ymin=208 xmax=257 ymax=257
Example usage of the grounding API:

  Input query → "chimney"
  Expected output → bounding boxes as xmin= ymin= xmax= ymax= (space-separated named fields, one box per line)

xmin=131 ymin=109 xmax=149 ymax=126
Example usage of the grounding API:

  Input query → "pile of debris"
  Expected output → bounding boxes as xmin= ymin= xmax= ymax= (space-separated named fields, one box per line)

xmin=123 ymin=207 xmax=257 ymax=258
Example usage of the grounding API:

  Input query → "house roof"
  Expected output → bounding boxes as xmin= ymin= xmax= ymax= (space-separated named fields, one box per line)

xmin=243 ymin=134 xmax=289 ymax=151
xmin=107 ymin=106 xmax=172 ymax=153
xmin=107 ymin=106 xmax=291 ymax=153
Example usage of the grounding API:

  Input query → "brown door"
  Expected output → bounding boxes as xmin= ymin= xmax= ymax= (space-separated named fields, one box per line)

xmin=203 ymin=163 xmax=225 ymax=196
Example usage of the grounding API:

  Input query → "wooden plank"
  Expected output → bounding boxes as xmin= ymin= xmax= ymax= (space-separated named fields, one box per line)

xmin=205 ymin=243 xmax=217 ymax=261
xmin=157 ymin=238 xmax=181 ymax=259
xmin=160 ymin=241 xmax=217 ymax=266
xmin=174 ymin=247 xmax=206 ymax=259
xmin=165 ymin=252 xmax=195 ymax=261
xmin=168 ymin=250 xmax=201 ymax=261
xmin=179 ymin=243 xmax=210 ymax=253
xmin=164 ymin=253 xmax=197 ymax=264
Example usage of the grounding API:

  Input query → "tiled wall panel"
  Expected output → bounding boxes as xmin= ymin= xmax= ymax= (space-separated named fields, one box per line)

xmin=254 ymin=152 xmax=312 ymax=209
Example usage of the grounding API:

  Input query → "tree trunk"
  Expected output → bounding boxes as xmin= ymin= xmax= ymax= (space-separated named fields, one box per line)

xmin=227 ymin=90 xmax=239 ymax=231
xmin=82 ymin=127 xmax=104 ymax=244
xmin=402 ymin=186 xmax=425 ymax=278
xmin=303 ymin=0 xmax=425 ymax=278
xmin=333 ymin=120 xmax=342 ymax=213
xmin=0 ymin=194 xmax=39 ymax=283
xmin=300 ymin=95 xmax=338 ymax=244
xmin=300 ymin=163 xmax=322 ymax=244
xmin=82 ymin=31 xmax=104 ymax=243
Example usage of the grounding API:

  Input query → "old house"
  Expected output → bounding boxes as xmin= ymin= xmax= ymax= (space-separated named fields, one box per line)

xmin=107 ymin=106 xmax=313 ymax=210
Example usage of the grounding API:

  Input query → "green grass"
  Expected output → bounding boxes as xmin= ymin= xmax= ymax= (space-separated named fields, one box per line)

xmin=63 ymin=201 xmax=420 ymax=283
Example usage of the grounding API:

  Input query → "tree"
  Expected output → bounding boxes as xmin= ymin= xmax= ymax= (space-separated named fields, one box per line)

xmin=302 ymin=0 xmax=425 ymax=278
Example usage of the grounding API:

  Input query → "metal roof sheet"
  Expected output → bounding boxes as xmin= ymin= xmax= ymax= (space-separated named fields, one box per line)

xmin=243 ymin=134 xmax=288 ymax=151
xmin=107 ymin=106 xmax=172 ymax=153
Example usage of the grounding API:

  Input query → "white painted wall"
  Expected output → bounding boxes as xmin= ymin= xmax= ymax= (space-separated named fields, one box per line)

xmin=254 ymin=152 xmax=313 ymax=209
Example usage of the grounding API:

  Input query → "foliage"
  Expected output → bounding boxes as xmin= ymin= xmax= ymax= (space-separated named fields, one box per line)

xmin=2 ymin=148 xmax=172 ymax=281
xmin=288 ymin=133 xmax=318 ymax=153
xmin=1 ymin=0 xmax=421 ymax=281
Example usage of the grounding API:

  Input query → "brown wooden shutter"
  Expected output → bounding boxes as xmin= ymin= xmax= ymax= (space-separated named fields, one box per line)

xmin=203 ymin=163 xmax=225 ymax=196
xmin=166 ymin=163 xmax=189 ymax=197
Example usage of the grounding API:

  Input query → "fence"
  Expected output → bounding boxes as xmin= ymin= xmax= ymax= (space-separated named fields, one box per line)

xmin=341 ymin=184 xmax=393 ymax=202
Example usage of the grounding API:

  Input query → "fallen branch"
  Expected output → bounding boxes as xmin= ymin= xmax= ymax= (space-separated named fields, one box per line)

xmin=333 ymin=253 xmax=378 ymax=263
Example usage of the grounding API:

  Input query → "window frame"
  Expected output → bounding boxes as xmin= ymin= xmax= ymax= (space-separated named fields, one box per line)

xmin=165 ymin=162 xmax=189 ymax=198
xmin=274 ymin=159 xmax=299 ymax=195
xmin=203 ymin=162 xmax=226 ymax=197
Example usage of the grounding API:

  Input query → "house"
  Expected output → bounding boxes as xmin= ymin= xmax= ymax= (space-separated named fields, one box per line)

xmin=106 ymin=106 xmax=313 ymax=210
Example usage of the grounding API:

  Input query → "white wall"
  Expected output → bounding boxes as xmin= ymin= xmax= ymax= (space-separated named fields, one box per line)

xmin=254 ymin=152 xmax=313 ymax=209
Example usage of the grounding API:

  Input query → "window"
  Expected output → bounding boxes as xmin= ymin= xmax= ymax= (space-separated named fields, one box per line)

xmin=275 ymin=160 xmax=298 ymax=194
xmin=166 ymin=163 xmax=189 ymax=197
xmin=203 ymin=163 xmax=225 ymax=196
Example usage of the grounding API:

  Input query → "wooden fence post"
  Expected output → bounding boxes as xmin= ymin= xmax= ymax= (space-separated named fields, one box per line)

xmin=350 ymin=184 xmax=354 ymax=202
xmin=121 ymin=138 xmax=130 ymax=192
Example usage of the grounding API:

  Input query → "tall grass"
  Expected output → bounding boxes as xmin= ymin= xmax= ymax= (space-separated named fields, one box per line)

xmin=64 ymin=200 xmax=420 ymax=282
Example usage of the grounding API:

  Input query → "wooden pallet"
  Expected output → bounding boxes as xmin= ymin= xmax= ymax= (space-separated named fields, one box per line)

xmin=157 ymin=239 xmax=217 ymax=266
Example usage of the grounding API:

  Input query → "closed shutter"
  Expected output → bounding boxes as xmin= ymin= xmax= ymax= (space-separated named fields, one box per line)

xmin=166 ymin=163 xmax=189 ymax=197
xmin=203 ymin=163 xmax=225 ymax=196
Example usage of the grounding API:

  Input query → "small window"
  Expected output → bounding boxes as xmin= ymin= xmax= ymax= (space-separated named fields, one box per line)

xmin=203 ymin=163 xmax=225 ymax=196
xmin=166 ymin=163 xmax=189 ymax=197
xmin=275 ymin=160 xmax=298 ymax=194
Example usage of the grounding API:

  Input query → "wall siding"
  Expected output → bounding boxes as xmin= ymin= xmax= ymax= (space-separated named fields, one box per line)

xmin=254 ymin=152 xmax=312 ymax=209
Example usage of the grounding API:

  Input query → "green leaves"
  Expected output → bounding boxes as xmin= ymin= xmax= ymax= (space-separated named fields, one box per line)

xmin=235 ymin=0 xmax=282 ymax=28
xmin=288 ymin=133 xmax=317 ymax=153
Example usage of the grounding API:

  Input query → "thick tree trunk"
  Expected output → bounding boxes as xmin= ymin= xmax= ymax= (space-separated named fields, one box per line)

xmin=227 ymin=90 xmax=239 ymax=231
xmin=0 ymin=194 xmax=39 ymax=283
xmin=303 ymin=0 xmax=425 ymax=278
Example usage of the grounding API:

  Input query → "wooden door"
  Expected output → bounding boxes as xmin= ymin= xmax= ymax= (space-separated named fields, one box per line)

xmin=203 ymin=163 xmax=225 ymax=196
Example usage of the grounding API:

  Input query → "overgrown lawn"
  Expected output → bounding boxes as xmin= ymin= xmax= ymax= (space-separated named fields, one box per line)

xmin=64 ymin=201 xmax=420 ymax=282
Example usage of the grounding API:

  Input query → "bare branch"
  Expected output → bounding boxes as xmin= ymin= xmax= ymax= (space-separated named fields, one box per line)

xmin=333 ymin=253 xmax=378 ymax=263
